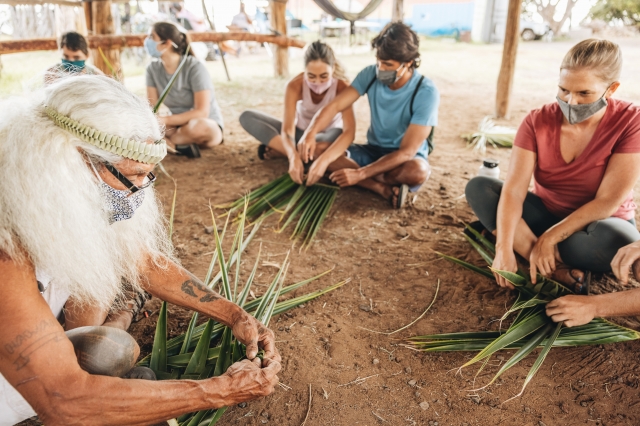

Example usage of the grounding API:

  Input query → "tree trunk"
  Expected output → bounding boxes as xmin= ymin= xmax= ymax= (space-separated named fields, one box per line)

xmin=537 ymin=0 xmax=578 ymax=35
xmin=495 ymin=0 xmax=521 ymax=118
xmin=392 ymin=0 xmax=403 ymax=22
xmin=270 ymin=0 xmax=288 ymax=78
xmin=91 ymin=0 xmax=122 ymax=80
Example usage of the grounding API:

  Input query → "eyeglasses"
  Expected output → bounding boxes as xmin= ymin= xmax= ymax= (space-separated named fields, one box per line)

xmin=104 ymin=162 xmax=156 ymax=196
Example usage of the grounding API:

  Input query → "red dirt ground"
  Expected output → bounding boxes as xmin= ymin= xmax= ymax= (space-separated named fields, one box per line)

xmin=18 ymin=36 xmax=640 ymax=426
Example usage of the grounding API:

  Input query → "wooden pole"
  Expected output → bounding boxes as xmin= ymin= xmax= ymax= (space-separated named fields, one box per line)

xmin=270 ymin=0 xmax=288 ymax=78
xmin=0 ymin=33 xmax=305 ymax=54
xmin=392 ymin=0 xmax=403 ymax=22
xmin=91 ymin=0 xmax=122 ymax=80
xmin=83 ymin=1 xmax=93 ymax=34
xmin=495 ymin=0 xmax=521 ymax=119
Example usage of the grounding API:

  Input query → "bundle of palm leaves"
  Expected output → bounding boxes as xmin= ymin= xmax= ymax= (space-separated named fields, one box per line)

xmin=139 ymin=207 xmax=347 ymax=425
xmin=461 ymin=116 xmax=517 ymax=154
xmin=406 ymin=224 xmax=640 ymax=400
xmin=218 ymin=174 xmax=339 ymax=248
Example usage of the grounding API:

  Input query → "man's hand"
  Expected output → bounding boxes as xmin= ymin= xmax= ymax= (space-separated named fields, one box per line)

xmin=231 ymin=312 xmax=281 ymax=366
xmin=546 ymin=295 xmax=597 ymax=327
xmin=611 ymin=241 xmax=640 ymax=284
xmin=491 ymin=249 xmax=518 ymax=290
xmin=218 ymin=358 xmax=280 ymax=405
xmin=297 ymin=132 xmax=317 ymax=163
xmin=329 ymin=168 xmax=365 ymax=187
xmin=306 ymin=159 xmax=329 ymax=187
xmin=529 ymin=234 xmax=561 ymax=283
xmin=288 ymin=154 xmax=305 ymax=185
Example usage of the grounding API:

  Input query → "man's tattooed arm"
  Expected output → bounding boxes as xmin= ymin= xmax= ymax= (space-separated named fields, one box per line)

xmin=180 ymin=278 xmax=222 ymax=303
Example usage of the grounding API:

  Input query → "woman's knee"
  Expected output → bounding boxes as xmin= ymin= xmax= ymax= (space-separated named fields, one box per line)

xmin=560 ymin=219 xmax=640 ymax=272
xmin=465 ymin=176 xmax=501 ymax=206
xmin=239 ymin=109 xmax=257 ymax=131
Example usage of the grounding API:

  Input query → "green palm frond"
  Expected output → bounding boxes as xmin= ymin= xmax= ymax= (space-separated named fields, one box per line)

xmin=408 ymin=227 xmax=640 ymax=399
xmin=461 ymin=116 xmax=517 ymax=154
xmin=143 ymin=197 xmax=347 ymax=425
xmin=217 ymin=174 xmax=339 ymax=248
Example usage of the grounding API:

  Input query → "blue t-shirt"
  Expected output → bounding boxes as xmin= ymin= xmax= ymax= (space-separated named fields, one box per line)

xmin=351 ymin=65 xmax=439 ymax=156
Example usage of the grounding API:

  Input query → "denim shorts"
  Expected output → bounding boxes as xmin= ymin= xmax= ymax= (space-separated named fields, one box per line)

xmin=347 ymin=144 xmax=428 ymax=167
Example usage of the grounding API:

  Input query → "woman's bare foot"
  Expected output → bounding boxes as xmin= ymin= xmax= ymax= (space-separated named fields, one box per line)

xmin=263 ymin=146 xmax=285 ymax=160
xmin=551 ymin=265 xmax=588 ymax=294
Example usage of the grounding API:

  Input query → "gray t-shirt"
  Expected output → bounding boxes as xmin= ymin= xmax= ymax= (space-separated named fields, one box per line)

xmin=146 ymin=56 xmax=223 ymax=128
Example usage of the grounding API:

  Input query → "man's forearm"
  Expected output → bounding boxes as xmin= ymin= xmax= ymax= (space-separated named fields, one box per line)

xmin=142 ymin=258 xmax=242 ymax=327
xmin=592 ymin=288 xmax=640 ymax=318
xmin=40 ymin=373 xmax=230 ymax=426
xmin=306 ymin=104 xmax=340 ymax=139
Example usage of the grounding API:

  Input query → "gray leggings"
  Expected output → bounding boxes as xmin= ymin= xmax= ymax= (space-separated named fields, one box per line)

xmin=239 ymin=109 xmax=343 ymax=146
xmin=465 ymin=176 xmax=640 ymax=272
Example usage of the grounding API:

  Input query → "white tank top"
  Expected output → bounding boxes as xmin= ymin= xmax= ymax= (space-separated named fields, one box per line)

xmin=0 ymin=270 xmax=70 ymax=425
xmin=295 ymin=78 xmax=343 ymax=131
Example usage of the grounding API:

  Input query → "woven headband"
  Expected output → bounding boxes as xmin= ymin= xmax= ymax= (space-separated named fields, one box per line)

xmin=44 ymin=105 xmax=167 ymax=164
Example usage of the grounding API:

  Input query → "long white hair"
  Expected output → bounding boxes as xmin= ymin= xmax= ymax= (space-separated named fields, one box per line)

xmin=0 ymin=75 xmax=175 ymax=309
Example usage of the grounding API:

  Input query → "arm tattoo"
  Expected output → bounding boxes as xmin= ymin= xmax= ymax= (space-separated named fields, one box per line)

xmin=5 ymin=320 xmax=52 ymax=354
xmin=559 ymin=232 xmax=570 ymax=242
xmin=181 ymin=279 xmax=221 ymax=303
xmin=14 ymin=333 xmax=65 ymax=371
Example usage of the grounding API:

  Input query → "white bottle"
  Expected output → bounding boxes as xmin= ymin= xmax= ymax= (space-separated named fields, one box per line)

xmin=478 ymin=159 xmax=500 ymax=179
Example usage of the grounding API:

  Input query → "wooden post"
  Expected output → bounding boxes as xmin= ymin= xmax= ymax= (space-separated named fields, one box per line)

xmin=83 ymin=1 xmax=92 ymax=34
xmin=392 ymin=0 xmax=403 ymax=22
xmin=91 ymin=0 xmax=122 ymax=80
xmin=270 ymin=0 xmax=288 ymax=78
xmin=495 ymin=0 xmax=521 ymax=118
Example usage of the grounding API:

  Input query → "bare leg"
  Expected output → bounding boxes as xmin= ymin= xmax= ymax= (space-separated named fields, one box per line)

xmin=261 ymin=134 xmax=287 ymax=159
xmin=328 ymin=156 xmax=430 ymax=206
xmin=64 ymin=298 xmax=134 ymax=332
xmin=165 ymin=118 xmax=223 ymax=149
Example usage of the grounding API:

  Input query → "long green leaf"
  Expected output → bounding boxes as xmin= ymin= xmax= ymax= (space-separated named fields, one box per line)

xmin=149 ymin=301 xmax=168 ymax=374
xmin=154 ymin=45 xmax=192 ymax=113
xmin=437 ymin=252 xmax=494 ymax=279
xmin=183 ymin=319 xmax=214 ymax=376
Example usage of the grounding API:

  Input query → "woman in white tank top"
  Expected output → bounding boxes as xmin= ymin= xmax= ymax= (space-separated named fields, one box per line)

xmin=239 ymin=41 xmax=356 ymax=185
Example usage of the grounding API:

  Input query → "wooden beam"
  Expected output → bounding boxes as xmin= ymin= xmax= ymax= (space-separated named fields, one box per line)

xmin=83 ymin=1 xmax=92 ymax=34
xmin=0 ymin=32 xmax=305 ymax=54
xmin=392 ymin=0 xmax=403 ymax=22
xmin=495 ymin=0 xmax=521 ymax=118
xmin=91 ymin=0 xmax=122 ymax=79
xmin=0 ymin=0 xmax=81 ymax=6
xmin=270 ymin=0 xmax=288 ymax=78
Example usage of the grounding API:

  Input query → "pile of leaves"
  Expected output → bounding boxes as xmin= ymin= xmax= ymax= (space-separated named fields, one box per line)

xmin=406 ymin=225 xmax=639 ymax=400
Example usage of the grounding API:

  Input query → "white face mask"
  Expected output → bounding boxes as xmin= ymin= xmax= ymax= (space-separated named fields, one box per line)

xmin=90 ymin=161 xmax=146 ymax=224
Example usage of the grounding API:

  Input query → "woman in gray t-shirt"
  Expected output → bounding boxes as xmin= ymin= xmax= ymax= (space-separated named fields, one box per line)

xmin=145 ymin=22 xmax=223 ymax=157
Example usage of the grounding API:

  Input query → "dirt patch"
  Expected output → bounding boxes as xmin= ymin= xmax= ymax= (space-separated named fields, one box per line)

xmin=17 ymin=37 xmax=640 ymax=425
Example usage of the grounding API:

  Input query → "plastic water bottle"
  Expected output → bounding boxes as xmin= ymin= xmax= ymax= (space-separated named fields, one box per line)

xmin=478 ymin=159 xmax=500 ymax=179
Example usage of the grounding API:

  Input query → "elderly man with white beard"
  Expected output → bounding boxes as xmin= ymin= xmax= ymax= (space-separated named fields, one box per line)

xmin=0 ymin=75 xmax=280 ymax=425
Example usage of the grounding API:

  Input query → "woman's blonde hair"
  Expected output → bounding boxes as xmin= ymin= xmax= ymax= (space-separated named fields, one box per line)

xmin=304 ymin=40 xmax=348 ymax=82
xmin=560 ymin=38 xmax=622 ymax=84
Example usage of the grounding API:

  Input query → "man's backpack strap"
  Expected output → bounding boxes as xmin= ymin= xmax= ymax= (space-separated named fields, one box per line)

xmin=409 ymin=75 xmax=425 ymax=115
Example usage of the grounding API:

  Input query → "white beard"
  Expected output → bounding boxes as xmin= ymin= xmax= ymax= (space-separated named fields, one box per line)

xmin=0 ymin=96 xmax=174 ymax=310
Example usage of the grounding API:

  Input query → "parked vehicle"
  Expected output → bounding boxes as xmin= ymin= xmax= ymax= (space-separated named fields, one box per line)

xmin=520 ymin=19 xmax=550 ymax=41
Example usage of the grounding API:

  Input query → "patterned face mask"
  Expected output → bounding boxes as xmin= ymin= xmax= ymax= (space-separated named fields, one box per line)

xmin=99 ymin=182 xmax=146 ymax=224
xmin=89 ymin=160 xmax=146 ymax=224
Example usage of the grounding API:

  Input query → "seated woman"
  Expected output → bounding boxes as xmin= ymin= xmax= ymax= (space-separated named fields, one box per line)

xmin=465 ymin=39 xmax=640 ymax=301
xmin=239 ymin=41 xmax=355 ymax=184
xmin=145 ymin=22 xmax=224 ymax=158
xmin=297 ymin=23 xmax=438 ymax=208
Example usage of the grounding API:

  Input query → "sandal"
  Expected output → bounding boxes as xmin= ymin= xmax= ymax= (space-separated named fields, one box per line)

xmin=175 ymin=144 xmax=201 ymax=158
xmin=552 ymin=265 xmax=591 ymax=295
xmin=257 ymin=144 xmax=267 ymax=160
xmin=389 ymin=184 xmax=409 ymax=209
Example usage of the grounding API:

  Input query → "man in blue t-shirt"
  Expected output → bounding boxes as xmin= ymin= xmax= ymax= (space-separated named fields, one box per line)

xmin=297 ymin=22 xmax=440 ymax=208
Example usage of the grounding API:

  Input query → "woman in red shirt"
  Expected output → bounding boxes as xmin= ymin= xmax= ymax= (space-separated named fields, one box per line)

xmin=466 ymin=39 xmax=640 ymax=325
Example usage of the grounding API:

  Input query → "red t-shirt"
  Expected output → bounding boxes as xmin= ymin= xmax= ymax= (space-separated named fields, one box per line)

xmin=514 ymin=99 xmax=640 ymax=220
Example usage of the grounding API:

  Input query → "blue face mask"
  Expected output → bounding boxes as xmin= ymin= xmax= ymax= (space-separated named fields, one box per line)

xmin=61 ymin=59 xmax=86 ymax=71
xmin=144 ymin=37 xmax=164 ymax=58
